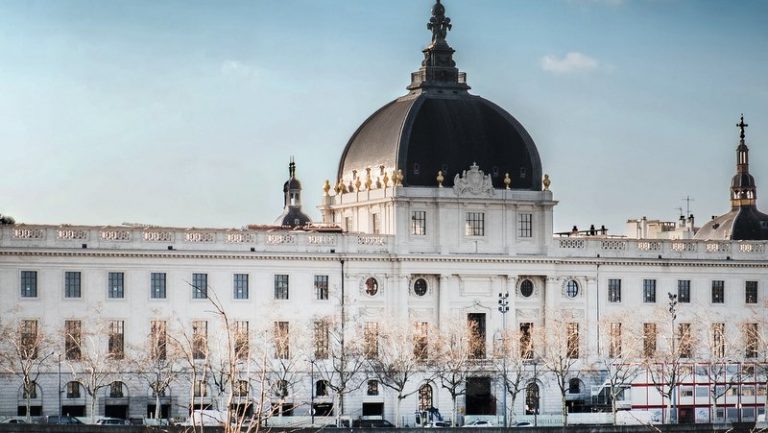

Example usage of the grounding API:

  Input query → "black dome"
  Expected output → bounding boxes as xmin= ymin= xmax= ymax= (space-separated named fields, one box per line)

xmin=337 ymin=92 xmax=542 ymax=190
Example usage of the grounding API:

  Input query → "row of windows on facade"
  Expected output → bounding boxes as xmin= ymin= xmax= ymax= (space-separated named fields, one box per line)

xmin=606 ymin=278 xmax=760 ymax=304
xmin=403 ymin=211 xmax=533 ymax=237
xmin=18 ymin=314 xmax=760 ymax=367
xmin=18 ymin=271 xmax=329 ymax=301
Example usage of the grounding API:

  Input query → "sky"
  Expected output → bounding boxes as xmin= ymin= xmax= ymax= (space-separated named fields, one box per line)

xmin=1 ymin=0 xmax=767 ymax=235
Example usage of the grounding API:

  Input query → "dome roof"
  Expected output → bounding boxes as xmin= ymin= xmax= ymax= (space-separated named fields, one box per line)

xmin=694 ymin=115 xmax=768 ymax=241
xmin=336 ymin=1 xmax=542 ymax=191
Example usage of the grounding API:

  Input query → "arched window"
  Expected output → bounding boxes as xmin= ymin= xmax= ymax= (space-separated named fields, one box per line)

xmin=21 ymin=381 xmax=39 ymax=399
xmin=568 ymin=378 xmax=582 ymax=394
xmin=109 ymin=381 xmax=126 ymax=398
xmin=565 ymin=280 xmax=579 ymax=298
xmin=525 ymin=382 xmax=539 ymax=415
xmin=418 ymin=384 xmax=433 ymax=411
xmin=520 ymin=279 xmax=534 ymax=298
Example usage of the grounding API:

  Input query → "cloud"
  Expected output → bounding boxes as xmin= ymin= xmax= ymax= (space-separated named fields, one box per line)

xmin=540 ymin=52 xmax=600 ymax=74
xmin=220 ymin=60 xmax=259 ymax=79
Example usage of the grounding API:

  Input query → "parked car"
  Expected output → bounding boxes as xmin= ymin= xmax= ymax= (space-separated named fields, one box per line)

xmin=0 ymin=418 xmax=26 ymax=424
xmin=463 ymin=420 xmax=495 ymax=428
xmin=514 ymin=421 xmax=533 ymax=427
xmin=40 ymin=415 xmax=83 ymax=425
xmin=96 ymin=417 xmax=129 ymax=426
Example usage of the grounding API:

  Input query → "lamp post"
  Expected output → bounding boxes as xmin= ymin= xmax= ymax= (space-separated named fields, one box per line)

xmin=668 ymin=292 xmax=678 ymax=424
xmin=498 ymin=292 xmax=510 ymax=427
xmin=309 ymin=359 xmax=316 ymax=426
xmin=57 ymin=353 xmax=62 ymax=418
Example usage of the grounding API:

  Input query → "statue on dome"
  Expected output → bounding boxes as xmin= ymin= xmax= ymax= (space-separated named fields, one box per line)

xmin=427 ymin=0 xmax=451 ymax=44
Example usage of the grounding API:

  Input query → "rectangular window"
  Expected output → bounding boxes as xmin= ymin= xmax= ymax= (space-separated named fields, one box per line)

xmin=151 ymin=272 xmax=166 ymax=299
xmin=65 ymin=320 xmax=82 ymax=361
xmin=464 ymin=212 xmax=485 ymax=236
xmin=344 ymin=216 xmax=353 ymax=232
xmin=108 ymin=272 xmax=124 ymax=299
xmin=64 ymin=271 xmax=81 ymax=298
xmin=411 ymin=211 xmax=426 ymax=236
xmin=609 ymin=322 xmax=622 ymax=358
xmin=364 ymin=322 xmax=379 ymax=358
xmin=371 ymin=213 xmax=381 ymax=234
xmin=274 ymin=321 xmax=290 ymax=359
xmin=274 ymin=274 xmax=289 ymax=300
xmin=150 ymin=320 xmax=167 ymax=360
xmin=192 ymin=320 xmax=207 ymax=359
xmin=643 ymin=279 xmax=656 ymax=303
xmin=711 ymin=322 xmax=726 ymax=358
xmin=520 ymin=323 xmax=534 ymax=359
xmin=66 ymin=381 xmax=81 ymax=398
xmin=193 ymin=380 xmax=207 ymax=397
xmin=234 ymin=274 xmax=249 ymax=300
xmin=149 ymin=272 xmax=165 ymax=299
xmin=108 ymin=320 xmax=124 ymax=359
xmin=518 ymin=213 xmax=532 ymax=238
xmin=678 ymin=280 xmax=691 ymax=303
xmin=235 ymin=320 xmax=249 ymax=359
xmin=367 ymin=380 xmax=379 ymax=396
xmin=413 ymin=321 xmax=429 ymax=360
xmin=314 ymin=320 xmax=329 ymax=359
xmin=643 ymin=323 xmax=657 ymax=357
xmin=746 ymin=281 xmax=758 ymax=304
xmin=744 ymin=323 xmax=759 ymax=358
xmin=467 ymin=313 xmax=486 ymax=359
xmin=712 ymin=280 xmax=725 ymax=304
xmin=608 ymin=279 xmax=622 ymax=302
xmin=21 ymin=271 xmax=37 ymax=298
xmin=567 ymin=322 xmax=580 ymax=359
xmin=315 ymin=275 xmax=329 ymax=300
xmin=678 ymin=323 xmax=692 ymax=358
xmin=20 ymin=320 xmax=39 ymax=360
xmin=192 ymin=273 xmax=207 ymax=299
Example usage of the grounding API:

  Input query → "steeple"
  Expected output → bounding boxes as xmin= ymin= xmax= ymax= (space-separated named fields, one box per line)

xmin=275 ymin=157 xmax=312 ymax=228
xmin=408 ymin=0 xmax=470 ymax=92
xmin=730 ymin=114 xmax=757 ymax=209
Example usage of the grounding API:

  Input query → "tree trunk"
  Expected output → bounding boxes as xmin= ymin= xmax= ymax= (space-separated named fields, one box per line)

xmin=155 ymin=392 xmax=162 ymax=419
xmin=611 ymin=395 xmax=617 ymax=425
xmin=395 ymin=394 xmax=402 ymax=427
xmin=562 ymin=393 xmax=568 ymax=426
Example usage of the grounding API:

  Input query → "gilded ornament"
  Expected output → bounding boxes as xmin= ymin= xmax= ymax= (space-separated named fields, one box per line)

xmin=436 ymin=170 xmax=444 ymax=187
xmin=323 ymin=179 xmax=331 ymax=196
xmin=543 ymin=174 xmax=551 ymax=191
xmin=503 ymin=173 xmax=511 ymax=190
xmin=383 ymin=171 xmax=390 ymax=187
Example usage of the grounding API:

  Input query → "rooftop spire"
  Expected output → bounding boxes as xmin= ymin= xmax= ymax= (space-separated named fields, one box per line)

xmin=738 ymin=113 xmax=749 ymax=143
xmin=408 ymin=0 xmax=469 ymax=92
xmin=731 ymin=114 xmax=757 ymax=209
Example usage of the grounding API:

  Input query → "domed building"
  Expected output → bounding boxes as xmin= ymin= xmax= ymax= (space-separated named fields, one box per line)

xmin=0 ymin=1 xmax=765 ymax=428
xmin=695 ymin=116 xmax=768 ymax=240
xmin=322 ymin=0 xmax=554 ymax=256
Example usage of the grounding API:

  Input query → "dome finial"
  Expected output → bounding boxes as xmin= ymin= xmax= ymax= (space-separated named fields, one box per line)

xmin=738 ymin=113 xmax=749 ymax=143
xmin=289 ymin=156 xmax=296 ymax=178
xmin=428 ymin=0 xmax=452 ymax=45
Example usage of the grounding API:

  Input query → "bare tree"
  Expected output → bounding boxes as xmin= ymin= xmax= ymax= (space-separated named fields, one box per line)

xmin=698 ymin=318 xmax=740 ymax=423
xmin=433 ymin=320 xmax=476 ymax=426
xmin=642 ymin=305 xmax=698 ymax=424
xmin=128 ymin=318 xmax=182 ymax=420
xmin=596 ymin=315 xmax=643 ymax=424
xmin=171 ymin=316 xmax=211 ymax=433
xmin=539 ymin=311 xmax=582 ymax=426
xmin=0 ymin=317 xmax=52 ymax=422
xmin=493 ymin=324 xmax=536 ymax=425
xmin=262 ymin=317 xmax=308 ymax=423
xmin=313 ymin=317 xmax=366 ymax=426
xmin=744 ymin=299 xmax=768 ymax=420
xmin=368 ymin=320 xmax=430 ymax=427
xmin=66 ymin=325 xmax=123 ymax=424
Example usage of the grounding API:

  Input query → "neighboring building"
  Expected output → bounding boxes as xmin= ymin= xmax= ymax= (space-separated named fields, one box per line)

xmin=625 ymin=215 xmax=697 ymax=240
xmin=0 ymin=1 xmax=766 ymax=427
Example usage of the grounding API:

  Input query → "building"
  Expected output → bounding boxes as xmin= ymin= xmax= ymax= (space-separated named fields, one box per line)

xmin=0 ymin=0 xmax=766 ymax=427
